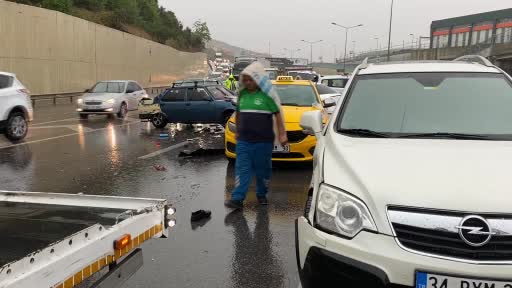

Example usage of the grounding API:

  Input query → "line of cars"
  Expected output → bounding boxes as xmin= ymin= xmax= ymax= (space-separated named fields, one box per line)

xmin=0 ymin=72 xmax=33 ymax=141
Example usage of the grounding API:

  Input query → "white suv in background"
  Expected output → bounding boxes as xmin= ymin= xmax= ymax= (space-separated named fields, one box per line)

xmin=77 ymin=80 xmax=148 ymax=119
xmin=0 ymin=72 xmax=33 ymax=141
xmin=297 ymin=56 xmax=512 ymax=288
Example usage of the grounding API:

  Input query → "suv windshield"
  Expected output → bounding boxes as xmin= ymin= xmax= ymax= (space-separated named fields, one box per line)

xmin=275 ymin=84 xmax=318 ymax=107
xmin=337 ymin=72 xmax=512 ymax=139
xmin=90 ymin=82 xmax=126 ymax=93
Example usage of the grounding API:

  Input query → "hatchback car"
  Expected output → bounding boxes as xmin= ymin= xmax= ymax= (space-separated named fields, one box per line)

xmin=297 ymin=56 xmax=512 ymax=288
xmin=225 ymin=76 xmax=333 ymax=162
xmin=0 ymin=72 xmax=33 ymax=141
xmin=150 ymin=82 xmax=236 ymax=128
xmin=77 ymin=80 xmax=148 ymax=119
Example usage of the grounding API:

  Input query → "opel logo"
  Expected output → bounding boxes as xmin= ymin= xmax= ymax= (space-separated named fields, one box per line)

xmin=456 ymin=215 xmax=495 ymax=247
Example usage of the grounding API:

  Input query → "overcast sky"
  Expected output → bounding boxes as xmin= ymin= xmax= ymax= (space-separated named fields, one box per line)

xmin=161 ymin=0 xmax=511 ymax=61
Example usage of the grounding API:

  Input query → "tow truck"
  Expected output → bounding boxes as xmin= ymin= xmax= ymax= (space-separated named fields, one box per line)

xmin=0 ymin=190 xmax=175 ymax=288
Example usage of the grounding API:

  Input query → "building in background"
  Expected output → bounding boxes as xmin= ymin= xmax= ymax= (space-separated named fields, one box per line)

xmin=431 ymin=8 xmax=512 ymax=49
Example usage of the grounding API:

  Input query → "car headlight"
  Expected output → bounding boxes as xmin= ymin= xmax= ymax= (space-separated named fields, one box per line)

xmin=77 ymin=98 xmax=83 ymax=104
xmin=227 ymin=121 xmax=236 ymax=133
xmin=316 ymin=184 xmax=376 ymax=238
xmin=106 ymin=98 xmax=115 ymax=104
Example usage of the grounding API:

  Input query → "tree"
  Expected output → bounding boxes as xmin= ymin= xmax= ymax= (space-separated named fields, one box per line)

xmin=42 ymin=0 xmax=72 ymax=13
xmin=193 ymin=20 xmax=211 ymax=43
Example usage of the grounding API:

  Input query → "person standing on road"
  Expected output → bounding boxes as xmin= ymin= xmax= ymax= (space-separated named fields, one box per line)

xmin=225 ymin=62 xmax=288 ymax=209
xmin=224 ymin=74 xmax=238 ymax=91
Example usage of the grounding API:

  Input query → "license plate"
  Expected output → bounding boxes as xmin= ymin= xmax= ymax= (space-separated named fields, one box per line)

xmin=416 ymin=272 xmax=512 ymax=288
xmin=273 ymin=144 xmax=290 ymax=153
xmin=85 ymin=105 xmax=101 ymax=109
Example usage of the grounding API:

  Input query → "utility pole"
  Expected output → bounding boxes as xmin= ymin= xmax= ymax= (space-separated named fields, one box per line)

xmin=409 ymin=33 xmax=415 ymax=48
xmin=387 ymin=0 xmax=394 ymax=61
xmin=301 ymin=40 xmax=323 ymax=64
xmin=332 ymin=23 xmax=363 ymax=71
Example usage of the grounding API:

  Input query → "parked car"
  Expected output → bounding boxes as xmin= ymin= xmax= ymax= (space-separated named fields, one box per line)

xmin=318 ymin=75 xmax=349 ymax=93
xmin=77 ymin=80 xmax=148 ymax=119
xmin=225 ymin=76 xmax=334 ymax=162
xmin=150 ymin=82 xmax=236 ymax=128
xmin=0 ymin=72 xmax=33 ymax=141
xmin=297 ymin=56 xmax=512 ymax=288
xmin=315 ymin=83 xmax=342 ymax=114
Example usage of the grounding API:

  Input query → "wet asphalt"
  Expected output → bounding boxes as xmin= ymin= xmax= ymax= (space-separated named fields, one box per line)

xmin=0 ymin=100 xmax=312 ymax=288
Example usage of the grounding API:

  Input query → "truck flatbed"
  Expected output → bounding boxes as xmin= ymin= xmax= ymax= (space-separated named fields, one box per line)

xmin=0 ymin=191 xmax=173 ymax=288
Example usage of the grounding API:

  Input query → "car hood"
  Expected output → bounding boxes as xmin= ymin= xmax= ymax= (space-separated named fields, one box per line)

xmin=323 ymin=134 xmax=512 ymax=233
xmin=82 ymin=93 xmax=122 ymax=101
xmin=281 ymin=105 xmax=319 ymax=123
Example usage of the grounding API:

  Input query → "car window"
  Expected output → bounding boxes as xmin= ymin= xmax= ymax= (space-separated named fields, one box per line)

xmin=134 ymin=83 xmax=143 ymax=91
xmin=0 ymin=75 xmax=13 ymax=89
xmin=187 ymin=88 xmax=210 ymax=101
xmin=207 ymin=87 xmax=228 ymax=100
xmin=217 ymin=86 xmax=234 ymax=96
xmin=338 ymin=73 xmax=512 ymax=138
xmin=127 ymin=82 xmax=138 ymax=92
xmin=161 ymin=88 xmax=186 ymax=102
xmin=322 ymin=78 xmax=348 ymax=88
xmin=91 ymin=82 xmax=126 ymax=93
xmin=316 ymin=84 xmax=337 ymax=95
xmin=274 ymin=85 xmax=319 ymax=107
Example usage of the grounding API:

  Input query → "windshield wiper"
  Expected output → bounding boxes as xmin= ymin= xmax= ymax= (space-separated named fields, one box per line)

xmin=339 ymin=128 xmax=391 ymax=138
xmin=398 ymin=132 xmax=490 ymax=140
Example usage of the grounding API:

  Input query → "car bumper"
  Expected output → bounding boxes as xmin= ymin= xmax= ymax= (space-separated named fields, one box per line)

xmin=77 ymin=106 xmax=115 ymax=114
xmin=224 ymin=127 xmax=315 ymax=162
xmin=296 ymin=216 xmax=512 ymax=288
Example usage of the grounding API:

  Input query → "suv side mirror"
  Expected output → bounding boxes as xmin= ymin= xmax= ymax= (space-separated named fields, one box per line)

xmin=300 ymin=110 xmax=323 ymax=136
xmin=126 ymin=89 xmax=135 ymax=94
xmin=323 ymin=97 xmax=337 ymax=108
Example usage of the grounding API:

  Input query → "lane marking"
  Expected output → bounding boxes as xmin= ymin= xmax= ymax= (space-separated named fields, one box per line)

xmin=138 ymin=140 xmax=195 ymax=160
xmin=30 ymin=125 xmax=95 ymax=132
xmin=31 ymin=118 xmax=79 ymax=126
xmin=0 ymin=121 xmax=141 ymax=150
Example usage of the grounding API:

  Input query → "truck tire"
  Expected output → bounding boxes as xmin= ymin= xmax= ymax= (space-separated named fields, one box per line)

xmin=151 ymin=113 xmax=168 ymax=129
xmin=6 ymin=112 xmax=28 ymax=141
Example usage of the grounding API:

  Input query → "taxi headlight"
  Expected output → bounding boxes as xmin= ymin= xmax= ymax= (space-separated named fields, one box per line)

xmin=227 ymin=121 xmax=236 ymax=133
xmin=316 ymin=184 xmax=376 ymax=238
xmin=106 ymin=98 xmax=115 ymax=104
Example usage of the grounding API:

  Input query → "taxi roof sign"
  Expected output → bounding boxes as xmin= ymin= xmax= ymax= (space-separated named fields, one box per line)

xmin=276 ymin=76 xmax=294 ymax=81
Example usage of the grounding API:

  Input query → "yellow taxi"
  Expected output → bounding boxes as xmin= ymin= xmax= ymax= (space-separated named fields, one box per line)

xmin=225 ymin=76 xmax=327 ymax=162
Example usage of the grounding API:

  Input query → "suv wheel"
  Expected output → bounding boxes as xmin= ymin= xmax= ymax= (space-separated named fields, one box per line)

xmin=151 ymin=113 xmax=168 ymax=129
xmin=117 ymin=103 xmax=127 ymax=119
xmin=6 ymin=112 xmax=28 ymax=141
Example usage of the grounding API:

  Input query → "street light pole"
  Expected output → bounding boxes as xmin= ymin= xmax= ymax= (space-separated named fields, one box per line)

xmin=409 ymin=33 xmax=414 ymax=48
xmin=301 ymin=40 xmax=323 ymax=64
xmin=332 ymin=23 xmax=363 ymax=72
xmin=387 ymin=0 xmax=394 ymax=61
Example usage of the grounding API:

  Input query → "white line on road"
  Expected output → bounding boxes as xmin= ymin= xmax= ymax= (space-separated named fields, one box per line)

xmin=0 ymin=121 xmax=140 ymax=150
xmin=138 ymin=139 xmax=195 ymax=160
xmin=31 ymin=118 xmax=79 ymax=126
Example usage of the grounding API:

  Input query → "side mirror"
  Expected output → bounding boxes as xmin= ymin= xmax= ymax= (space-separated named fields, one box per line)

xmin=126 ymin=89 xmax=135 ymax=94
xmin=300 ymin=110 xmax=323 ymax=136
xmin=84 ymin=88 xmax=90 ymax=93
xmin=323 ymin=97 xmax=336 ymax=108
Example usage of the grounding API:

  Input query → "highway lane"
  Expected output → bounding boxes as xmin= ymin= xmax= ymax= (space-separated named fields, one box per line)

xmin=0 ymin=102 xmax=312 ymax=288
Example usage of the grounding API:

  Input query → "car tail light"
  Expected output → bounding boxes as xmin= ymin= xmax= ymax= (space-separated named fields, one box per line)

xmin=18 ymin=89 xmax=30 ymax=95
xmin=114 ymin=234 xmax=131 ymax=250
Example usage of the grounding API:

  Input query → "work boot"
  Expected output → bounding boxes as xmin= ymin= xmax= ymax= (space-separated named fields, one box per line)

xmin=257 ymin=197 xmax=269 ymax=206
xmin=224 ymin=200 xmax=244 ymax=210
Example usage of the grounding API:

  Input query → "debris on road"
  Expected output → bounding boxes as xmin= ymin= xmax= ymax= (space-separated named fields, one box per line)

xmin=153 ymin=164 xmax=167 ymax=171
xmin=191 ymin=210 xmax=211 ymax=222
xmin=178 ymin=148 xmax=224 ymax=158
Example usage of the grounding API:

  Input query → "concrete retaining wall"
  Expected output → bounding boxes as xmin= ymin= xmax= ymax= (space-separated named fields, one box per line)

xmin=0 ymin=0 xmax=207 ymax=95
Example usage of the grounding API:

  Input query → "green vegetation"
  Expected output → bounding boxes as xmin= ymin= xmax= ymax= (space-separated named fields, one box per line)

xmin=8 ymin=0 xmax=211 ymax=52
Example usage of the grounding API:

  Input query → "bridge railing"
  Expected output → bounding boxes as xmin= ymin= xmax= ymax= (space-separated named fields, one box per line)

xmin=30 ymin=86 xmax=169 ymax=107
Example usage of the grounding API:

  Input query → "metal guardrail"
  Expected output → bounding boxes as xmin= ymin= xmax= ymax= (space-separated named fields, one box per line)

xmin=30 ymin=86 xmax=169 ymax=106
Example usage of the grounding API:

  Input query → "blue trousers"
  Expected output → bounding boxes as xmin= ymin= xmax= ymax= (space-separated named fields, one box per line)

xmin=231 ymin=141 xmax=273 ymax=201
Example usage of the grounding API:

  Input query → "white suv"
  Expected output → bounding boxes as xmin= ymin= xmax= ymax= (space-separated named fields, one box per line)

xmin=0 ymin=72 xmax=33 ymax=141
xmin=297 ymin=56 xmax=512 ymax=288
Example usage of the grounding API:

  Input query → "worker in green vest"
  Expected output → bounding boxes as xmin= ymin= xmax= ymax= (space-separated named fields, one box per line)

xmin=224 ymin=74 xmax=238 ymax=91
